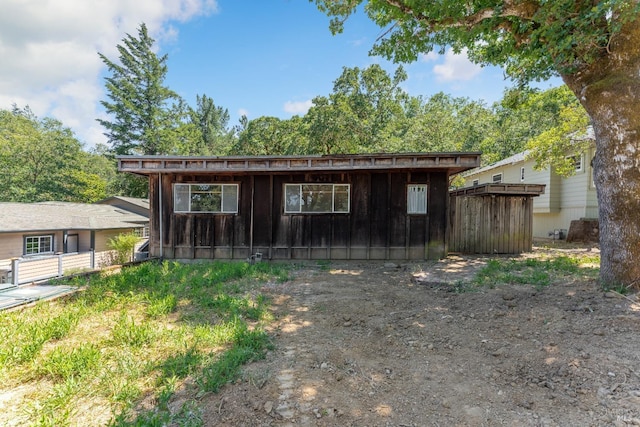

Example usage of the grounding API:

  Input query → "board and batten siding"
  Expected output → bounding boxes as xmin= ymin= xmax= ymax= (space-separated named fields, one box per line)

xmin=449 ymin=185 xmax=542 ymax=254
xmin=148 ymin=170 xmax=449 ymax=261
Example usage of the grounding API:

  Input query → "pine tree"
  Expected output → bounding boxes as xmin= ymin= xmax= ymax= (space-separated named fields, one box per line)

xmin=98 ymin=23 xmax=181 ymax=155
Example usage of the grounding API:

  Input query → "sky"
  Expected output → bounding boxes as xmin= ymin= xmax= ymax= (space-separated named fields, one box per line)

xmin=0 ymin=0 xmax=562 ymax=149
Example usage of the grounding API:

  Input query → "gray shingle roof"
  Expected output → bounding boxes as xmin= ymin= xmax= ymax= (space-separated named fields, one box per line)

xmin=0 ymin=202 xmax=148 ymax=233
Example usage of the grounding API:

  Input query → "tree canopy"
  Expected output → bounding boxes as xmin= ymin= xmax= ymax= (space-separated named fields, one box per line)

xmin=313 ymin=0 xmax=640 ymax=287
xmin=0 ymin=107 xmax=110 ymax=202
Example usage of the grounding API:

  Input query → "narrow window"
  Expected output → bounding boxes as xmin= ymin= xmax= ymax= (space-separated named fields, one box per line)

xmin=24 ymin=235 xmax=54 ymax=255
xmin=472 ymin=179 xmax=479 ymax=186
xmin=284 ymin=184 xmax=350 ymax=214
xmin=407 ymin=184 xmax=427 ymax=214
xmin=520 ymin=167 xmax=525 ymax=182
xmin=174 ymin=183 xmax=239 ymax=213
xmin=492 ymin=173 xmax=503 ymax=183
xmin=567 ymin=155 xmax=583 ymax=172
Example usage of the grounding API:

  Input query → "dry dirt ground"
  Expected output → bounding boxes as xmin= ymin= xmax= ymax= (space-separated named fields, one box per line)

xmin=183 ymin=245 xmax=640 ymax=427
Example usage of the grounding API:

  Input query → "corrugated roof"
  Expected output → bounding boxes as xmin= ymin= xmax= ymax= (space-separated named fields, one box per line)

xmin=0 ymin=202 xmax=148 ymax=233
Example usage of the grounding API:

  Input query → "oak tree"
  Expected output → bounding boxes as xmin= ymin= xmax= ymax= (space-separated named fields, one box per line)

xmin=314 ymin=0 xmax=640 ymax=287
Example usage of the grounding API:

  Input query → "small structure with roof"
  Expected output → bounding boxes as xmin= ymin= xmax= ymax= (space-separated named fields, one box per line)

xmin=118 ymin=152 xmax=481 ymax=261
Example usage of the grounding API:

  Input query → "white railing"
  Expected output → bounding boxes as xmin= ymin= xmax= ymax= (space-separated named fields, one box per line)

xmin=7 ymin=251 xmax=95 ymax=286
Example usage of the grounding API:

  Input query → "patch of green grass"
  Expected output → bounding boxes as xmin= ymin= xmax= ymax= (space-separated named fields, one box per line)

xmin=0 ymin=260 xmax=290 ymax=426
xmin=36 ymin=343 xmax=102 ymax=381
xmin=316 ymin=260 xmax=331 ymax=271
xmin=473 ymin=255 xmax=600 ymax=289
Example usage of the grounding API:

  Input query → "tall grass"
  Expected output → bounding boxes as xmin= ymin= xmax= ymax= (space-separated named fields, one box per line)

xmin=473 ymin=254 xmax=600 ymax=289
xmin=0 ymin=260 xmax=290 ymax=426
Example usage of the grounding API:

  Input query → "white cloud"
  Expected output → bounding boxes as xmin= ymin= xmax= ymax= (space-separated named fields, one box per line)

xmin=283 ymin=100 xmax=312 ymax=115
xmin=237 ymin=108 xmax=250 ymax=119
xmin=0 ymin=0 xmax=218 ymax=147
xmin=431 ymin=48 xmax=483 ymax=82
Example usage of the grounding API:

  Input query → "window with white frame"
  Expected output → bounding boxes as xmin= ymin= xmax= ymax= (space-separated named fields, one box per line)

xmin=174 ymin=183 xmax=239 ymax=213
xmin=284 ymin=184 xmax=350 ymax=213
xmin=472 ymin=179 xmax=479 ymax=186
xmin=134 ymin=226 xmax=150 ymax=238
xmin=568 ymin=154 xmax=583 ymax=172
xmin=25 ymin=235 xmax=54 ymax=255
xmin=520 ymin=167 xmax=525 ymax=181
xmin=492 ymin=173 xmax=503 ymax=183
xmin=407 ymin=184 xmax=427 ymax=214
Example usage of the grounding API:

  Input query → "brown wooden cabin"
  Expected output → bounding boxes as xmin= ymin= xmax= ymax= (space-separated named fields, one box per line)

xmin=118 ymin=153 xmax=481 ymax=261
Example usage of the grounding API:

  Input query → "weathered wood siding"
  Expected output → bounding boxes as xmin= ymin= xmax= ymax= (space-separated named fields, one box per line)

xmin=148 ymin=170 xmax=448 ymax=260
xmin=450 ymin=194 xmax=533 ymax=254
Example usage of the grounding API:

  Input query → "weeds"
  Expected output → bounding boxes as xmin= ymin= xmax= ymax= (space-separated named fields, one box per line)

xmin=473 ymin=254 xmax=599 ymax=289
xmin=0 ymin=260 xmax=290 ymax=426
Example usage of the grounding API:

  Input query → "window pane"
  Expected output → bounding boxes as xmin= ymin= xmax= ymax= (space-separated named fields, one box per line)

xmin=302 ymin=184 xmax=332 ymax=212
xmin=285 ymin=185 xmax=301 ymax=212
xmin=26 ymin=237 xmax=37 ymax=254
xmin=41 ymin=236 xmax=52 ymax=252
xmin=222 ymin=185 xmax=238 ymax=213
xmin=191 ymin=185 xmax=221 ymax=212
xmin=334 ymin=185 xmax=350 ymax=213
xmin=407 ymin=185 xmax=427 ymax=214
xmin=174 ymin=184 xmax=190 ymax=212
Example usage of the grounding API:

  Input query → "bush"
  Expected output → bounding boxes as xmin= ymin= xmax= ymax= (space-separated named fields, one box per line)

xmin=106 ymin=232 xmax=141 ymax=265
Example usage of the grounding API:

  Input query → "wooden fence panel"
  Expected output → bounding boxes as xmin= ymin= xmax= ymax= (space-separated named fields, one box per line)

xmin=450 ymin=194 xmax=534 ymax=254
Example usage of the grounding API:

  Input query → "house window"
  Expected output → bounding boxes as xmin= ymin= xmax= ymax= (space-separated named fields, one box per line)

xmin=174 ymin=183 xmax=239 ymax=213
xmin=492 ymin=173 xmax=503 ymax=183
xmin=25 ymin=235 xmax=54 ymax=255
xmin=284 ymin=184 xmax=350 ymax=213
xmin=135 ymin=226 xmax=150 ymax=238
xmin=407 ymin=184 xmax=427 ymax=214
xmin=568 ymin=155 xmax=583 ymax=172
xmin=520 ymin=167 xmax=525 ymax=181
xmin=472 ymin=179 xmax=479 ymax=186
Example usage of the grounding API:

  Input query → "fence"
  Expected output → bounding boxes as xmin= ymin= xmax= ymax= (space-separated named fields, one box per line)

xmin=4 ymin=251 xmax=95 ymax=286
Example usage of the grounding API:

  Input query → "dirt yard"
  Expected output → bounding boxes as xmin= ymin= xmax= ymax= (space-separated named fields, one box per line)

xmin=181 ymin=245 xmax=640 ymax=427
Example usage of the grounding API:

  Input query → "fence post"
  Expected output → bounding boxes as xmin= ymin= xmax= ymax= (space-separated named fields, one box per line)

xmin=58 ymin=253 xmax=63 ymax=277
xmin=90 ymin=249 xmax=95 ymax=270
xmin=11 ymin=258 xmax=19 ymax=286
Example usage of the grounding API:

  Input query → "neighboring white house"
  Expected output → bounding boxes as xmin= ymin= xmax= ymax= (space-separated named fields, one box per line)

xmin=461 ymin=141 xmax=597 ymax=239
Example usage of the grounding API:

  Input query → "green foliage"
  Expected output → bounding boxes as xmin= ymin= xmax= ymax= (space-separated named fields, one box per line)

xmin=314 ymin=0 xmax=639 ymax=83
xmin=525 ymin=104 xmax=591 ymax=177
xmin=106 ymin=232 xmax=141 ymax=265
xmin=37 ymin=344 xmax=102 ymax=381
xmin=98 ymin=24 xmax=184 ymax=155
xmin=0 ymin=260 xmax=290 ymax=426
xmin=111 ymin=312 xmax=155 ymax=347
xmin=0 ymin=107 xmax=110 ymax=202
xmin=473 ymin=255 xmax=600 ymax=289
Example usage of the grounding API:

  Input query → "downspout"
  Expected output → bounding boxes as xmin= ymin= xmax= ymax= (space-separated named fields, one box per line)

xmin=249 ymin=175 xmax=255 ymax=257
xmin=158 ymin=172 xmax=163 ymax=259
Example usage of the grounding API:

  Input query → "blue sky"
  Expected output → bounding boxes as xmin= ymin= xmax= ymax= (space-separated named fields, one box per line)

xmin=0 ymin=0 xmax=561 ymax=148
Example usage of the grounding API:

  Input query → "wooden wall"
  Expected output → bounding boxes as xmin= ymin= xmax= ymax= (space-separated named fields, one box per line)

xmin=449 ymin=194 xmax=533 ymax=254
xmin=148 ymin=170 xmax=449 ymax=261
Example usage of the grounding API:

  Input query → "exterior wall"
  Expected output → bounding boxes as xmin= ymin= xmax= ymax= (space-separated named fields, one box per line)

xmin=148 ymin=170 xmax=450 ymax=261
xmin=464 ymin=147 xmax=598 ymax=238
xmin=450 ymin=194 xmax=534 ymax=254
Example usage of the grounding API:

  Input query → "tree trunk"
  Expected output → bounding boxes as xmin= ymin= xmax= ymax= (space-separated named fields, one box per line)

xmin=562 ymin=19 xmax=640 ymax=288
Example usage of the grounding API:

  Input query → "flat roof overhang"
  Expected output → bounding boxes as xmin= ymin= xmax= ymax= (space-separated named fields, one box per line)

xmin=117 ymin=152 xmax=482 ymax=176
